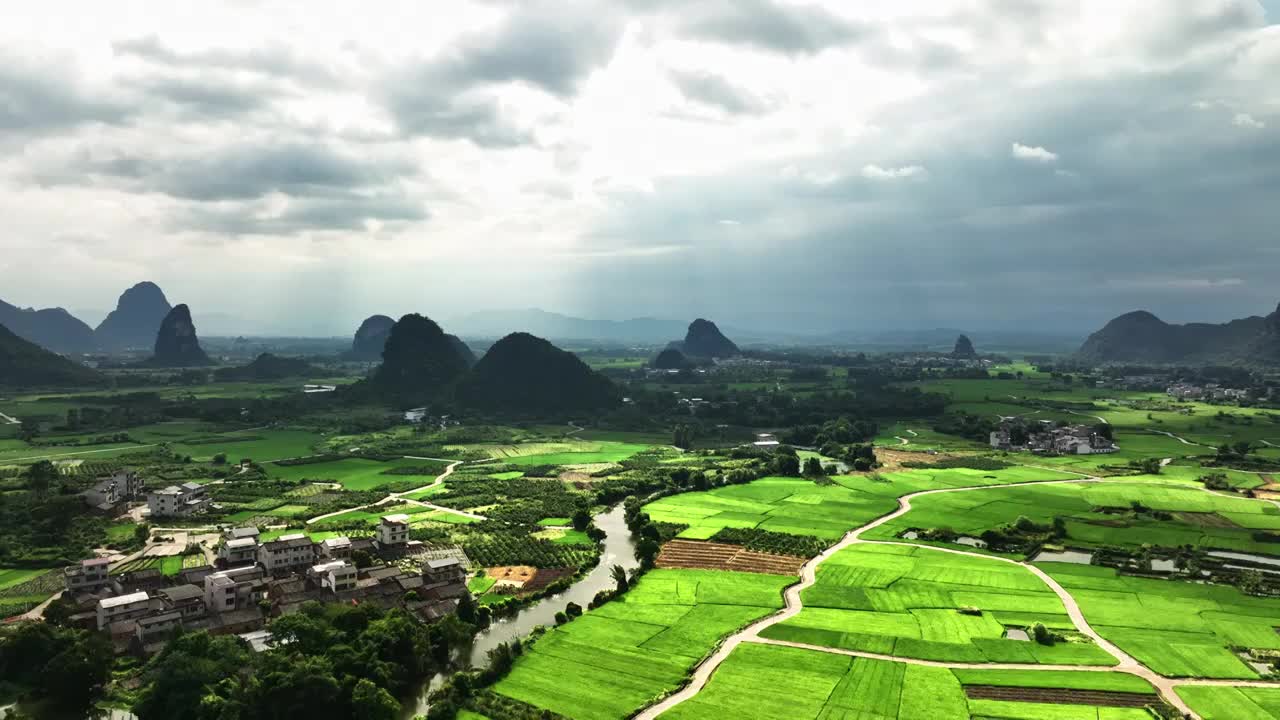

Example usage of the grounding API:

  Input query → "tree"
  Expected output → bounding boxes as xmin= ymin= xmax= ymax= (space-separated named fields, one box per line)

xmin=1031 ymin=622 xmax=1053 ymax=645
xmin=610 ymin=564 xmax=630 ymax=593
xmin=571 ymin=508 xmax=592 ymax=532
xmin=212 ymin=453 xmax=227 ymax=465
xmin=133 ymin=632 xmax=252 ymax=720
xmin=773 ymin=451 xmax=800 ymax=476
xmin=351 ymin=678 xmax=400 ymax=720
xmin=25 ymin=460 xmax=58 ymax=497
xmin=565 ymin=602 xmax=583 ymax=618
xmin=802 ymin=457 xmax=825 ymax=477
xmin=635 ymin=538 xmax=660 ymax=568
xmin=456 ymin=591 xmax=477 ymax=625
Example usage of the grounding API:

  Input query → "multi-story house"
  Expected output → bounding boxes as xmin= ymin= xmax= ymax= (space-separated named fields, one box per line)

xmin=203 ymin=566 xmax=266 ymax=613
xmin=83 ymin=469 xmax=143 ymax=510
xmin=377 ymin=515 xmax=410 ymax=547
xmin=96 ymin=591 xmax=152 ymax=630
xmin=147 ymin=482 xmax=210 ymax=517
xmin=309 ymin=560 xmax=357 ymax=593
xmin=257 ymin=534 xmax=316 ymax=574
xmin=65 ymin=557 xmax=112 ymax=592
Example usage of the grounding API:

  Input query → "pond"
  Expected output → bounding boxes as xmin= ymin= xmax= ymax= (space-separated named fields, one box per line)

xmin=1031 ymin=549 xmax=1095 ymax=565
xmin=401 ymin=504 xmax=638 ymax=718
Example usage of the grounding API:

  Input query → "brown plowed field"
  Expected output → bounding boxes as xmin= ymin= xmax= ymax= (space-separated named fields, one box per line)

xmin=964 ymin=685 xmax=1155 ymax=708
xmin=656 ymin=540 xmax=805 ymax=576
xmin=522 ymin=567 xmax=575 ymax=592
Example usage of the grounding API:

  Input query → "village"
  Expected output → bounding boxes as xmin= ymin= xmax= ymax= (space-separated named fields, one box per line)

xmin=62 ymin=468 xmax=468 ymax=658
xmin=989 ymin=419 xmax=1118 ymax=455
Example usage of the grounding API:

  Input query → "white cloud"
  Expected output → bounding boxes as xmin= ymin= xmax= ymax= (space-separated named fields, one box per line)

xmin=1232 ymin=112 xmax=1265 ymax=128
xmin=860 ymin=164 xmax=926 ymax=180
xmin=0 ymin=0 xmax=1276 ymax=333
xmin=1011 ymin=142 xmax=1058 ymax=163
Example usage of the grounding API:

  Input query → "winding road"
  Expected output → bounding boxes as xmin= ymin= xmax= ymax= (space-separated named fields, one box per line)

xmin=636 ymin=471 xmax=1280 ymax=720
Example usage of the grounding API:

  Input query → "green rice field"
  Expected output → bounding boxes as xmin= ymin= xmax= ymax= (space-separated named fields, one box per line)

xmin=493 ymin=569 xmax=793 ymax=720
xmin=761 ymin=543 xmax=1116 ymax=666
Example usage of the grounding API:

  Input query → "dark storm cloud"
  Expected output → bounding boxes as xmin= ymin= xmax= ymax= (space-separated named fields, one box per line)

xmin=676 ymin=0 xmax=871 ymax=54
xmin=578 ymin=42 xmax=1280 ymax=331
xmin=380 ymin=89 xmax=532 ymax=148
xmin=58 ymin=142 xmax=415 ymax=202
xmin=0 ymin=56 xmax=131 ymax=133
xmin=668 ymin=69 xmax=768 ymax=114
xmin=381 ymin=3 xmax=624 ymax=144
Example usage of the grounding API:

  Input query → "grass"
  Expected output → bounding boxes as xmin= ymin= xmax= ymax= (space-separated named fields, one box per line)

xmin=170 ymin=428 xmax=324 ymax=463
xmin=861 ymin=476 xmax=1280 ymax=555
xmin=1177 ymin=686 xmax=1280 ymax=720
xmin=761 ymin=543 xmax=1117 ymax=666
xmin=493 ymin=569 xmax=792 ymax=720
xmin=463 ymin=440 xmax=650 ymax=466
xmin=266 ymin=457 xmax=443 ymax=490
xmin=662 ymin=645 xmax=971 ymax=720
xmin=0 ymin=568 xmax=51 ymax=591
xmin=1043 ymin=562 xmax=1280 ymax=679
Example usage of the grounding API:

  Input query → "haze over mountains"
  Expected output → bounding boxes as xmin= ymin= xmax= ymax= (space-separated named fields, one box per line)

xmin=1079 ymin=302 xmax=1280 ymax=364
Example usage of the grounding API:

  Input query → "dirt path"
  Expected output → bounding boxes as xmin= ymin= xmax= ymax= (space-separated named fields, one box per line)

xmin=1150 ymin=429 xmax=1210 ymax=448
xmin=636 ymin=471 xmax=1280 ymax=720
xmin=305 ymin=460 xmax=478 ymax=525
xmin=11 ymin=443 xmax=157 ymax=462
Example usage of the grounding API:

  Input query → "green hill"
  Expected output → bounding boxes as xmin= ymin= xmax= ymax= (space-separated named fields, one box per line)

xmin=454 ymin=332 xmax=619 ymax=414
xmin=0 ymin=322 xmax=102 ymax=386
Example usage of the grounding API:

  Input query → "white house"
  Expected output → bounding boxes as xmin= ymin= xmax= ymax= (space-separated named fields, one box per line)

xmin=147 ymin=482 xmax=210 ymax=517
xmin=308 ymin=560 xmax=357 ymax=593
xmin=377 ymin=515 xmax=410 ymax=547
xmin=318 ymin=536 xmax=353 ymax=559
xmin=65 ymin=557 xmax=112 ymax=592
xmin=219 ymin=537 xmax=260 ymax=566
xmin=203 ymin=566 xmax=266 ymax=613
xmin=257 ymin=534 xmax=316 ymax=573
xmin=96 ymin=591 xmax=152 ymax=630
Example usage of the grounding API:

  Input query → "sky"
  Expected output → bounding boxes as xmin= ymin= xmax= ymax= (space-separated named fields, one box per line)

xmin=1 ymin=0 xmax=1278 ymax=336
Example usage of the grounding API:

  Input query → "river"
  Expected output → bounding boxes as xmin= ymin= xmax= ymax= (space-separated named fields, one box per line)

xmin=401 ymin=504 xmax=639 ymax=718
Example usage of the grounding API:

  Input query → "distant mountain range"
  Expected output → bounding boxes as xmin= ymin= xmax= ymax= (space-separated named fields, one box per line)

xmin=1079 ymin=302 xmax=1280 ymax=364
xmin=95 ymin=282 xmax=173 ymax=351
xmin=0 ymin=299 xmax=95 ymax=354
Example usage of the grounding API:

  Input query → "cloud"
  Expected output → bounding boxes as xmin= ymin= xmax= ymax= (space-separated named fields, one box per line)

xmin=380 ymin=4 xmax=624 ymax=144
xmin=113 ymin=35 xmax=342 ymax=88
xmin=433 ymin=7 xmax=624 ymax=98
xmin=677 ymin=0 xmax=869 ymax=55
xmin=669 ymin=69 xmax=768 ymax=114
xmin=0 ymin=55 xmax=131 ymax=134
xmin=1233 ymin=112 xmax=1266 ymax=128
xmin=1011 ymin=142 xmax=1059 ymax=162
xmin=861 ymin=164 xmax=927 ymax=180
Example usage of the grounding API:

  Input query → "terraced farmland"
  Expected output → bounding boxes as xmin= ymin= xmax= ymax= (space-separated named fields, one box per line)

xmin=655 ymin=539 xmax=806 ymax=575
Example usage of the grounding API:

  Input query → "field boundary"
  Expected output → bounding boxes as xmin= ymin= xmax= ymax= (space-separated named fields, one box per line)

xmin=634 ymin=469 xmax=1280 ymax=720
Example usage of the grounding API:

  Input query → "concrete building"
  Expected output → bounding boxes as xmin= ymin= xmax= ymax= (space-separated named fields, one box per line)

xmin=219 ymin=537 xmax=260 ymax=566
xmin=318 ymin=536 xmax=353 ymax=559
xmin=135 ymin=610 xmax=183 ymax=645
xmin=308 ymin=560 xmax=357 ymax=593
xmin=83 ymin=469 xmax=143 ymax=510
xmin=258 ymin=534 xmax=316 ymax=573
xmin=96 ymin=591 xmax=152 ymax=630
xmin=377 ymin=515 xmax=410 ymax=547
xmin=204 ymin=566 xmax=266 ymax=613
xmin=65 ymin=557 xmax=112 ymax=592
xmin=147 ymin=482 xmax=210 ymax=517
xmin=156 ymin=584 xmax=207 ymax=619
